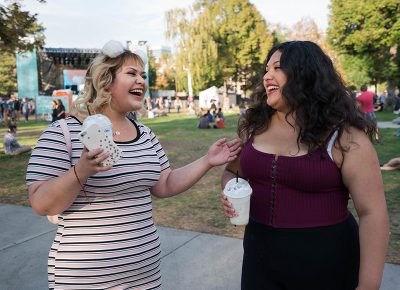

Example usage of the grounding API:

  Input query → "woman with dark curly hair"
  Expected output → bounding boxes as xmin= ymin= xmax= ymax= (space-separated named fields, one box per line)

xmin=220 ymin=41 xmax=389 ymax=290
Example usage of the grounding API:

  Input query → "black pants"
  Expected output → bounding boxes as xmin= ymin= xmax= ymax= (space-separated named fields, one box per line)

xmin=241 ymin=215 xmax=360 ymax=290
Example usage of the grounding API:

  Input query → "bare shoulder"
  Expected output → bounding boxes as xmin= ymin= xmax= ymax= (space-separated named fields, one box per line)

xmin=332 ymin=126 xmax=374 ymax=167
xmin=339 ymin=126 xmax=373 ymax=151
xmin=339 ymin=126 xmax=379 ymax=170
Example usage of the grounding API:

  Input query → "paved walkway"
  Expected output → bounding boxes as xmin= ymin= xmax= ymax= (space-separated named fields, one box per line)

xmin=0 ymin=204 xmax=399 ymax=289
xmin=378 ymin=121 xmax=400 ymax=129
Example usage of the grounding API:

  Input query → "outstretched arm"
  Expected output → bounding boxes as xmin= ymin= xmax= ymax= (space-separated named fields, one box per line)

xmin=151 ymin=138 xmax=241 ymax=197
xmin=381 ymin=157 xmax=400 ymax=170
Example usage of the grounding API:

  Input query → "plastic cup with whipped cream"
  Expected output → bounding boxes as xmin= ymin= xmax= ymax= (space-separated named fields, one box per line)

xmin=223 ymin=177 xmax=252 ymax=226
xmin=81 ymin=114 xmax=113 ymax=138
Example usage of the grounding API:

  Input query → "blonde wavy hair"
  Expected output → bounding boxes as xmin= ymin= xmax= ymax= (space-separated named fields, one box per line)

xmin=70 ymin=51 xmax=145 ymax=116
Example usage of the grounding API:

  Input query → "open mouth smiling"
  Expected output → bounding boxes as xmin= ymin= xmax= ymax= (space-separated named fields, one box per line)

xmin=266 ymin=85 xmax=279 ymax=94
xmin=129 ymin=89 xmax=143 ymax=96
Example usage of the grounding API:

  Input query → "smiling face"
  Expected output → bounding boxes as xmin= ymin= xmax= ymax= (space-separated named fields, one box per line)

xmin=263 ymin=50 xmax=288 ymax=112
xmin=108 ymin=59 xmax=147 ymax=113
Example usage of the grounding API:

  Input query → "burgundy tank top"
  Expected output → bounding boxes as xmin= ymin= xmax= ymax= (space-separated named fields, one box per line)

xmin=240 ymin=139 xmax=350 ymax=228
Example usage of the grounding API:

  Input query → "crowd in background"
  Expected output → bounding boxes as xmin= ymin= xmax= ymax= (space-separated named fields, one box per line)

xmin=0 ymin=95 xmax=36 ymax=123
xmin=1 ymin=96 xmax=67 ymax=156
xmin=144 ymin=95 xmax=186 ymax=118
xmin=2 ymin=87 xmax=400 ymax=157
xmin=349 ymin=85 xmax=400 ymax=115
xmin=198 ymin=107 xmax=225 ymax=129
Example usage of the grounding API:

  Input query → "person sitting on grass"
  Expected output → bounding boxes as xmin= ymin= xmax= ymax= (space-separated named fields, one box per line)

xmin=381 ymin=157 xmax=400 ymax=170
xmin=216 ymin=107 xmax=224 ymax=121
xmin=207 ymin=110 xmax=214 ymax=123
xmin=3 ymin=125 xmax=31 ymax=155
xmin=198 ymin=114 xmax=211 ymax=129
xmin=213 ymin=116 xmax=225 ymax=129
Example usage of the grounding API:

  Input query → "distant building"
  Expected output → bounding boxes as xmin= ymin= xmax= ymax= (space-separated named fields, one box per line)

xmin=149 ymin=46 xmax=171 ymax=63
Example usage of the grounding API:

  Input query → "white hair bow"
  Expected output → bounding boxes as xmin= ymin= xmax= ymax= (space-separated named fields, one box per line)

xmin=102 ymin=40 xmax=125 ymax=58
xmin=131 ymin=49 xmax=148 ymax=65
xmin=102 ymin=40 xmax=147 ymax=65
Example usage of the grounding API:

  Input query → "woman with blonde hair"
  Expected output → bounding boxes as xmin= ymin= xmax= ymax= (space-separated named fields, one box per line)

xmin=27 ymin=40 xmax=240 ymax=289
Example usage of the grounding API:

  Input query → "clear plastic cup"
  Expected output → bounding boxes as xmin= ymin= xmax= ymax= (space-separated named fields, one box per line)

xmin=223 ymin=178 xmax=252 ymax=225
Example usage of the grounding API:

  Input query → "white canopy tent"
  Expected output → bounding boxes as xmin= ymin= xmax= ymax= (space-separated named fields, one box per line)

xmin=199 ymin=86 xmax=220 ymax=109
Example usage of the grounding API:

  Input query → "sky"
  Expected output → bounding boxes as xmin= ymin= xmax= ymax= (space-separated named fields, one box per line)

xmin=3 ymin=0 xmax=330 ymax=49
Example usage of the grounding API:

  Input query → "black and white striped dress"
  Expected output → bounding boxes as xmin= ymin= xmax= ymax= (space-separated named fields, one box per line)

xmin=26 ymin=116 xmax=170 ymax=289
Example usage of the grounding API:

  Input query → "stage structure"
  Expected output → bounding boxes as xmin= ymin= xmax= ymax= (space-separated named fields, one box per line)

xmin=38 ymin=43 xmax=149 ymax=95
xmin=39 ymin=47 xmax=100 ymax=95
xmin=16 ymin=41 xmax=149 ymax=119
xmin=16 ymin=48 xmax=39 ymax=100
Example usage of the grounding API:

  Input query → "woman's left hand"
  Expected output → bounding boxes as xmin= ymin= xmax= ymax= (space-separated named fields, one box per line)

xmin=206 ymin=138 xmax=241 ymax=167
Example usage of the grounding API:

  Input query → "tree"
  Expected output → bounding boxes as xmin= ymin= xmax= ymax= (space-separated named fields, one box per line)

xmin=288 ymin=18 xmax=350 ymax=84
xmin=155 ymin=54 xmax=177 ymax=90
xmin=0 ymin=52 xmax=17 ymax=95
xmin=289 ymin=18 xmax=324 ymax=45
xmin=147 ymin=49 xmax=157 ymax=92
xmin=327 ymin=0 xmax=400 ymax=94
xmin=338 ymin=54 xmax=372 ymax=88
xmin=269 ymin=24 xmax=290 ymax=46
xmin=166 ymin=0 xmax=273 ymax=97
xmin=165 ymin=8 xmax=194 ymax=97
xmin=0 ymin=1 xmax=45 ymax=96
xmin=0 ymin=1 xmax=45 ymax=53
xmin=193 ymin=0 xmax=273 ymax=95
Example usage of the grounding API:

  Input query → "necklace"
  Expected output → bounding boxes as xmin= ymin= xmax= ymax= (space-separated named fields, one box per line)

xmin=113 ymin=130 xmax=121 ymax=136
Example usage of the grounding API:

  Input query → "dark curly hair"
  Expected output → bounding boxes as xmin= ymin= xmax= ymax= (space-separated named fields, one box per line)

xmin=238 ymin=41 xmax=377 ymax=153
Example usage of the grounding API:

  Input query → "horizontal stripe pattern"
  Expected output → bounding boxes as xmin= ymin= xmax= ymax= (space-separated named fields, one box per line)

xmin=26 ymin=117 xmax=169 ymax=289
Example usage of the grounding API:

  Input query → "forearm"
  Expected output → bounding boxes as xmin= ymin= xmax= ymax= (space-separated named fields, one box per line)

xmin=152 ymin=138 xmax=241 ymax=197
xmin=155 ymin=155 xmax=212 ymax=197
xmin=29 ymin=167 xmax=85 ymax=215
xmin=357 ymin=212 xmax=389 ymax=290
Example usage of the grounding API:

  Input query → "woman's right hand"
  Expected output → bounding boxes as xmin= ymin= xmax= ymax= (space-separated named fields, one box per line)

xmin=220 ymin=192 xmax=238 ymax=218
xmin=74 ymin=147 xmax=113 ymax=181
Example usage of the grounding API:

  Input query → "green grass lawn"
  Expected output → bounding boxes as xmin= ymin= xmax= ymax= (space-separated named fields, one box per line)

xmin=0 ymin=111 xmax=399 ymax=263
xmin=375 ymin=110 xmax=400 ymax=122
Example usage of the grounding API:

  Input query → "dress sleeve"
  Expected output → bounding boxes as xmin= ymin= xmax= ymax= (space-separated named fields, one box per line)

xmin=146 ymin=126 xmax=170 ymax=171
xmin=26 ymin=121 xmax=71 ymax=186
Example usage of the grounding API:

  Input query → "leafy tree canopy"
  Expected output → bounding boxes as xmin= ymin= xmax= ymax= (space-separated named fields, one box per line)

xmin=0 ymin=51 xmax=16 ymax=95
xmin=0 ymin=0 xmax=45 ymax=53
xmin=328 ymin=0 xmax=399 ymax=53
xmin=327 ymin=0 xmax=400 ymax=90
xmin=166 ymin=0 xmax=273 ymax=95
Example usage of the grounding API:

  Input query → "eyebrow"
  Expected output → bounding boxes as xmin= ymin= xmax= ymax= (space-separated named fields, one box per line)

xmin=126 ymin=67 xmax=145 ymax=74
xmin=267 ymin=60 xmax=280 ymax=66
